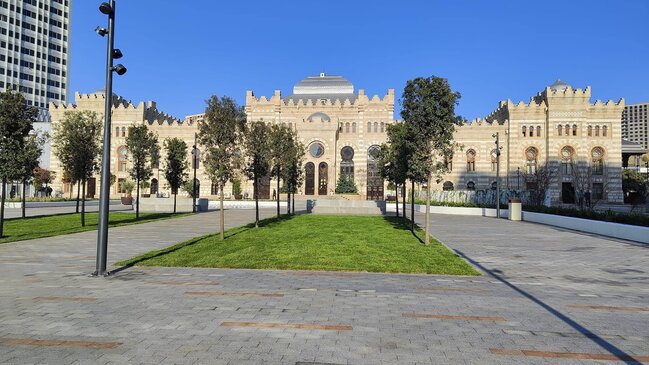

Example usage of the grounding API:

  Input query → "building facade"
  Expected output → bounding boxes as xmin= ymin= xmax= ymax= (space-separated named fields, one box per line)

xmin=622 ymin=102 xmax=648 ymax=150
xmin=49 ymin=76 xmax=625 ymax=206
xmin=0 ymin=0 xmax=70 ymax=113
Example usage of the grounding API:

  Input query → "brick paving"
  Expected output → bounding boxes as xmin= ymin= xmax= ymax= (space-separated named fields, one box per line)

xmin=0 ymin=209 xmax=647 ymax=364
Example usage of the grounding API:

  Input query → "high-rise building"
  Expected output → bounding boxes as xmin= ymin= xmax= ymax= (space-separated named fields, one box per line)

xmin=622 ymin=102 xmax=649 ymax=150
xmin=0 ymin=0 xmax=71 ymax=119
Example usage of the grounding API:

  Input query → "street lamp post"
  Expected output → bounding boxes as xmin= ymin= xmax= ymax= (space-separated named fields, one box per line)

xmin=93 ymin=0 xmax=127 ymax=277
xmin=192 ymin=133 xmax=197 ymax=213
xmin=493 ymin=132 xmax=501 ymax=218
xmin=517 ymin=167 xmax=520 ymax=190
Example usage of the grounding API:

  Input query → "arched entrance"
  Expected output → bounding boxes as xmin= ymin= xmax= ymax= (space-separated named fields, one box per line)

xmin=366 ymin=145 xmax=383 ymax=200
xmin=150 ymin=178 xmax=159 ymax=196
xmin=318 ymin=162 xmax=328 ymax=195
xmin=305 ymin=162 xmax=315 ymax=195
xmin=258 ymin=173 xmax=271 ymax=199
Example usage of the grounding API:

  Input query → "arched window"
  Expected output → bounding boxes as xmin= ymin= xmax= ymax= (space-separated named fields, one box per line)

xmin=352 ymin=122 xmax=356 ymax=133
xmin=572 ymin=124 xmax=578 ymax=136
xmin=595 ymin=126 xmax=600 ymax=136
xmin=117 ymin=146 xmax=128 ymax=172
xmin=490 ymin=149 xmax=498 ymax=171
xmin=525 ymin=147 xmax=538 ymax=174
xmin=150 ymin=178 xmax=158 ymax=195
xmin=380 ymin=122 xmax=385 ymax=133
xmin=121 ymin=127 xmax=126 ymax=137
xmin=445 ymin=157 xmax=453 ymax=172
xmin=466 ymin=149 xmax=476 ymax=172
xmin=564 ymin=124 xmax=570 ymax=136
xmin=340 ymin=146 xmax=354 ymax=178
xmin=443 ymin=181 xmax=454 ymax=191
xmin=373 ymin=122 xmax=378 ymax=133
xmin=557 ymin=125 xmax=562 ymax=136
xmin=587 ymin=125 xmax=592 ymax=136
xmin=536 ymin=126 xmax=541 ymax=137
xmin=522 ymin=126 xmax=527 ymax=137
xmin=115 ymin=126 xmax=120 ymax=137
xmin=211 ymin=181 xmax=219 ymax=195
xmin=602 ymin=125 xmax=607 ymax=137
xmin=529 ymin=126 xmax=534 ymax=137
xmin=466 ymin=181 xmax=476 ymax=191
xmin=309 ymin=142 xmax=325 ymax=158
xmin=345 ymin=122 xmax=350 ymax=133
xmin=367 ymin=122 xmax=371 ymax=133
xmin=591 ymin=147 xmax=604 ymax=175
xmin=560 ymin=146 xmax=575 ymax=174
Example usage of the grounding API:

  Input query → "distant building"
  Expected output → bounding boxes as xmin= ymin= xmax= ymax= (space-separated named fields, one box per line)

xmin=622 ymin=102 xmax=648 ymax=150
xmin=0 ymin=0 xmax=71 ymax=168
xmin=50 ymin=77 xmax=626 ymax=206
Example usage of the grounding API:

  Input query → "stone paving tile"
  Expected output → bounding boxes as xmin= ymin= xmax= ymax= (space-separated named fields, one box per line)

xmin=1 ymin=209 xmax=648 ymax=364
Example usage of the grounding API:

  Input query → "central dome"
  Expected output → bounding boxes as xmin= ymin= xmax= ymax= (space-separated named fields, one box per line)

xmin=549 ymin=79 xmax=571 ymax=92
xmin=293 ymin=73 xmax=354 ymax=95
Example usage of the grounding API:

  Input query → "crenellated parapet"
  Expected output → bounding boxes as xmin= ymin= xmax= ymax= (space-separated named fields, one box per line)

xmin=245 ymin=89 xmax=395 ymax=108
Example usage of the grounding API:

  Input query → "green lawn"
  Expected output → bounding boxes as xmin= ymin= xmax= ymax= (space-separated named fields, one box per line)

xmin=118 ymin=215 xmax=479 ymax=275
xmin=0 ymin=212 xmax=191 ymax=244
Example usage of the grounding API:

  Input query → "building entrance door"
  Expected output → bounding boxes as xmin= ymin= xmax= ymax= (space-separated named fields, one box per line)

xmin=562 ymin=182 xmax=575 ymax=204
xmin=318 ymin=162 xmax=328 ymax=195
xmin=87 ymin=178 xmax=96 ymax=198
xmin=366 ymin=146 xmax=383 ymax=200
xmin=258 ymin=173 xmax=271 ymax=199
xmin=305 ymin=162 xmax=315 ymax=195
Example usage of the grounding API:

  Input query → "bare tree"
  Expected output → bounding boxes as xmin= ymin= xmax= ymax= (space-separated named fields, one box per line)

xmin=523 ymin=162 xmax=556 ymax=207
xmin=570 ymin=160 xmax=608 ymax=210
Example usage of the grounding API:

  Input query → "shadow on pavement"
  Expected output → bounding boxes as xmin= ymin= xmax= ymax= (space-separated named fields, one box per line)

xmin=454 ymin=249 xmax=644 ymax=365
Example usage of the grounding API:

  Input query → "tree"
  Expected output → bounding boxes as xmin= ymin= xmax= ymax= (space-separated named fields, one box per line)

xmin=622 ymin=169 xmax=647 ymax=207
xmin=18 ymin=133 xmax=46 ymax=218
xmin=198 ymin=96 xmax=245 ymax=240
xmin=269 ymin=124 xmax=292 ymax=218
xmin=378 ymin=122 xmax=410 ymax=218
xmin=33 ymin=167 xmax=56 ymax=196
xmin=0 ymin=88 xmax=39 ymax=237
xmin=401 ymin=76 xmax=461 ymax=245
xmin=280 ymin=130 xmax=305 ymax=216
xmin=125 ymin=124 xmax=158 ymax=219
xmin=335 ymin=175 xmax=358 ymax=193
xmin=243 ymin=121 xmax=271 ymax=227
xmin=52 ymin=110 xmax=102 ymax=226
xmin=163 ymin=137 xmax=189 ymax=214
xmin=523 ymin=162 xmax=555 ymax=207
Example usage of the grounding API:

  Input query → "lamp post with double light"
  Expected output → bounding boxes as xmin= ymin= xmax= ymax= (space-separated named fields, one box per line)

xmin=93 ymin=0 xmax=127 ymax=277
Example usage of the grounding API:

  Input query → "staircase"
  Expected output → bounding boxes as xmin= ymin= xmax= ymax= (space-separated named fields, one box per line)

xmin=308 ymin=198 xmax=386 ymax=215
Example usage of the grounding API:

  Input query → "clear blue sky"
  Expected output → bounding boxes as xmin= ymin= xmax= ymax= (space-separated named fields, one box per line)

xmin=71 ymin=0 xmax=649 ymax=121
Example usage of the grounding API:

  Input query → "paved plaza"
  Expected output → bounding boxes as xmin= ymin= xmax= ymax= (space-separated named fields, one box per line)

xmin=0 ymin=209 xmax=648 ymax=364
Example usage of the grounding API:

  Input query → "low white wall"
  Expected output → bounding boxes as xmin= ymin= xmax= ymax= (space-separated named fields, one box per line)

xmin=207 ymin=200 xmax=287 ymax=210
xmin=522 ymin=211 xmax=649 ymax=244
xmin=386 ymin=203 xmax=648 ymax=244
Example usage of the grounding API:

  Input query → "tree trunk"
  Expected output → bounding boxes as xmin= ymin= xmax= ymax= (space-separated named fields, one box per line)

xmin=276 ymin=171 xmax=280 ymax=218
xmin=292 ymin=189 xmax=295 ymax=215
xmin=0 ymin=179 xmax=6 ymax=238
xmin=173 ymin=192 xmax=177 ymax=213
xmin=411 ymin=180 xmax=415 ymax=232
xmin=75 ymin=181 xmax=80 ymax=213
xmin=136 ymin=177 xmax=140 ymax=219
xmin=21 ymin=179 xmax=26 ymax=219
xmin=424 ymin=175 xmax=431 ymax=245
xmin=254 ymin=174 xmax=259 ymax=228
xmin=81 ymin=178 xmax=86 ymax=227
xmin=286 ymin=183 xmax=291 ymax=215
xmin=402 ymin=184 xmax=406 ymax=219
xmin=395 ymin=184 xmax=399 ymax=218
xmin=69 ymin=183 xmax=72 ymax=199
xmin=219 ymin=183 xmax=225 ymax=240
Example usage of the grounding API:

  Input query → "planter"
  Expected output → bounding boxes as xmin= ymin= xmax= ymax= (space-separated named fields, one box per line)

xmin=121 ymin=196 xmax=133 ymax=205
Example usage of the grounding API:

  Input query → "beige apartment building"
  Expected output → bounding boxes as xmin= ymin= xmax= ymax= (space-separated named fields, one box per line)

xmin=48 ymin=76 xmax=625 ymax=206
xmin=622 ymin=102 xmax=648 ymax=150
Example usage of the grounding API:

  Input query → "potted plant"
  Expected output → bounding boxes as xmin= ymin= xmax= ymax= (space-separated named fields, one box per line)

xmin=121 ymin=180 xmax=135 ymax=205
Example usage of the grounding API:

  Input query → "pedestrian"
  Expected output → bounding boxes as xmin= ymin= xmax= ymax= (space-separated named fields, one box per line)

xmin=272 ymin=189 xmax=276 ymax=200
xmin=584 ymin=190 xmax=591 ymax=208
xmin=577 ymin=190 xmax=584 ymax=209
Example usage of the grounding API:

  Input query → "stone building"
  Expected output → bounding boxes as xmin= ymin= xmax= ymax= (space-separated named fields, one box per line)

xmin=48 ymin=77 xmax=625 ymax=206
xmin=442 ymin=80 xmax=625 ymax=205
